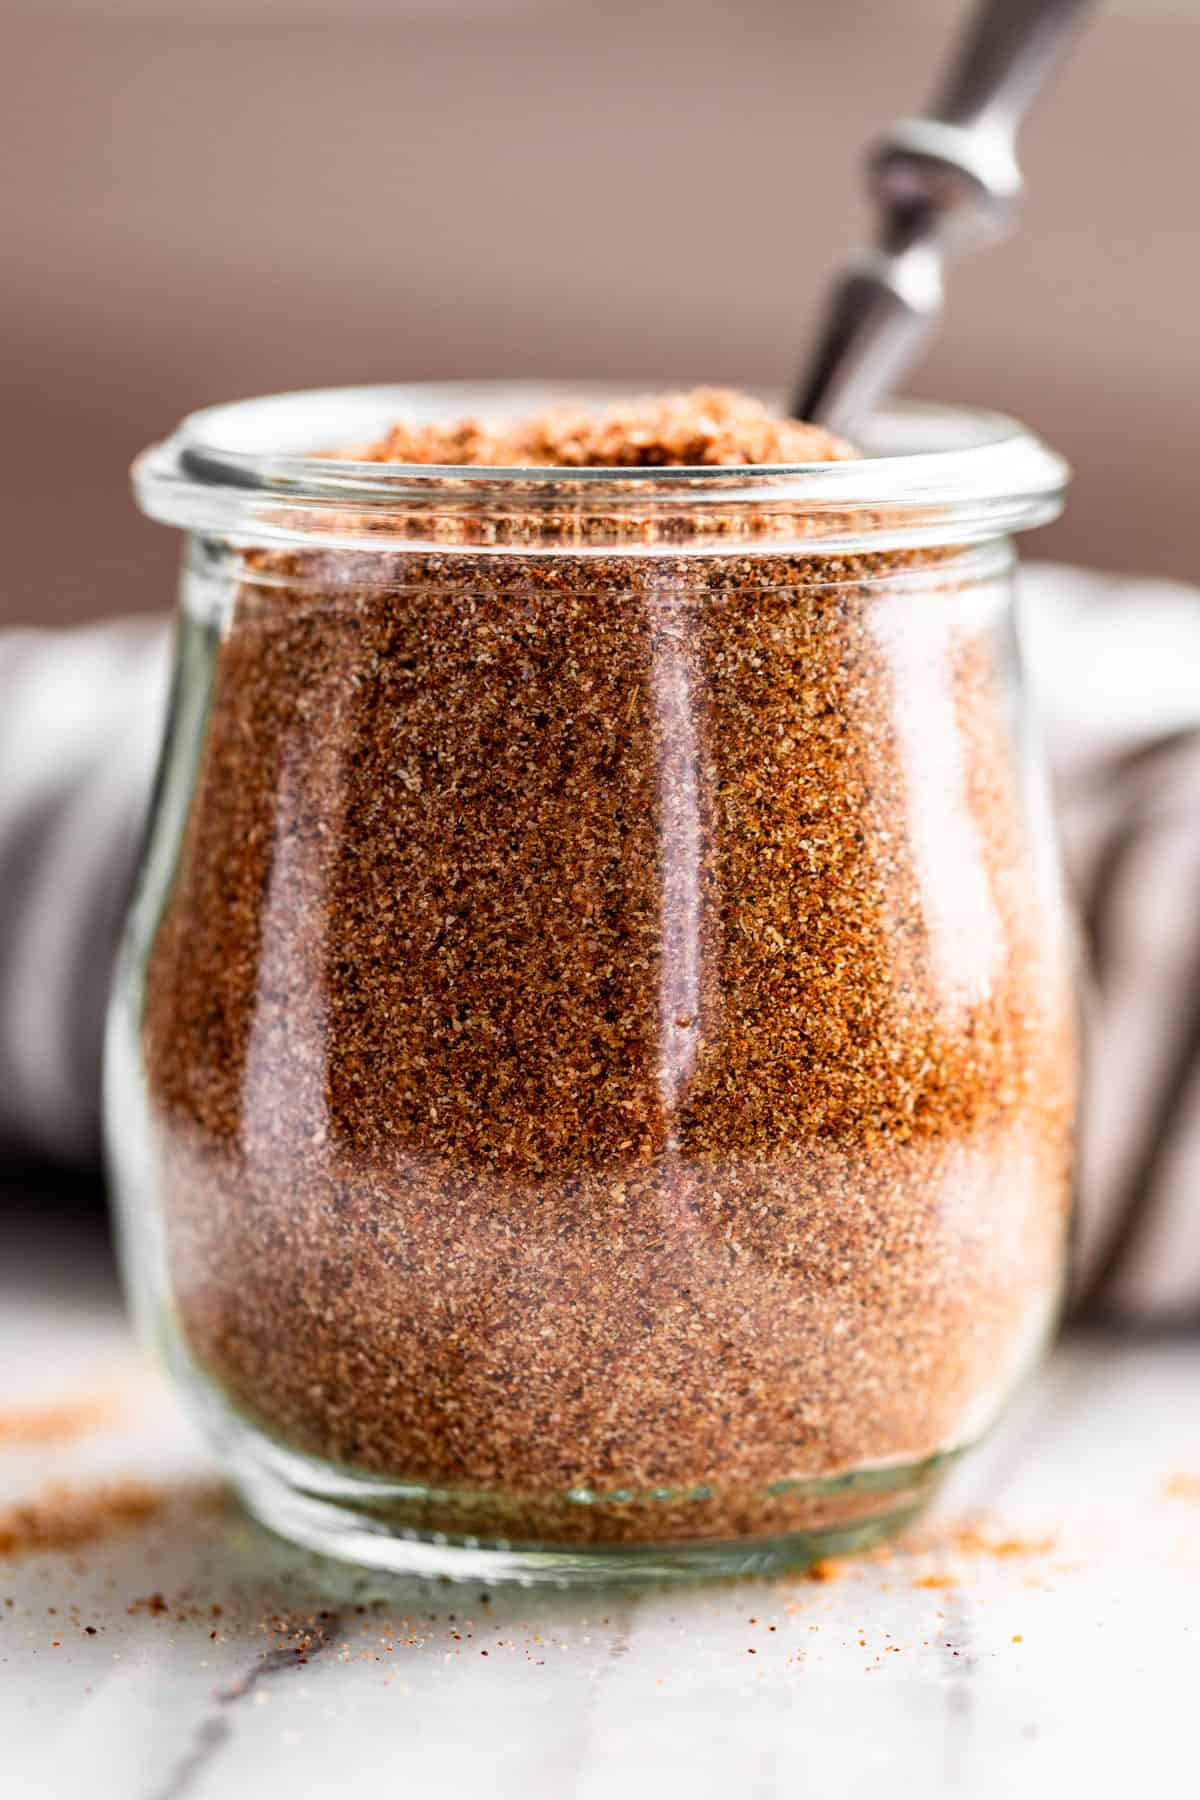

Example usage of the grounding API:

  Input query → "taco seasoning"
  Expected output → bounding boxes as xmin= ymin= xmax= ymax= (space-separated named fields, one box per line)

xmin=110 ymin=385 xmax=1077 ymax=1580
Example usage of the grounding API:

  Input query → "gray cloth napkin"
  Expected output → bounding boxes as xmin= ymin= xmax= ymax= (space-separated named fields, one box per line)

xmin=0 ymin=617 xmax=168 ymax=1164
xmin=1022 ymin=564 xmax=1200 ymax=1323
xmin=1 ymin=563 xmax=1196 ymax=1323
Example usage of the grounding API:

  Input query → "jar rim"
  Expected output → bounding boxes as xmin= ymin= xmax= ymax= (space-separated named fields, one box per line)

xmin=132 ymin=380 xmax=1069 ymax=556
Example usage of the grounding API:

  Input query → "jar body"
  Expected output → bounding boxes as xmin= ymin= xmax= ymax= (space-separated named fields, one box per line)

xmin=107 ymin=528 xmax=1076 ymax=1579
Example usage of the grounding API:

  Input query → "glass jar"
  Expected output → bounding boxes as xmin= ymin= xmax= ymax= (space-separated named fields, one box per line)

xmin=108 ymin=382 xmax=1077 ymax=1582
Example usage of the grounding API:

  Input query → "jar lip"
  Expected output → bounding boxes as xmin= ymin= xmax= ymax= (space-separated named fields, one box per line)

xmin=132 ymin=380 xmax=1069 ymax=554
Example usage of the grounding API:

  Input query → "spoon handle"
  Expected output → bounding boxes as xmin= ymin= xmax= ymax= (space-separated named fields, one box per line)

xmin=933 ymin=0 xmax=1095 ymax=132
xmin=793 ymin=0 xmax=1097 ymax=434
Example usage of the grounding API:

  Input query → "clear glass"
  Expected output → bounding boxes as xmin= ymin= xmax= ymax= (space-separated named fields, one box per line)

xmin=108 ymin=384 xmax=1077 ymax=1582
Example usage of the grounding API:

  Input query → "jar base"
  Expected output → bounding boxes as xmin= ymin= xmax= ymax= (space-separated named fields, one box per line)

xmin=232 ymin=1452 xmax=936 ymax=1587
xmin=156 ymin=1318 xmax=966 ymax=1584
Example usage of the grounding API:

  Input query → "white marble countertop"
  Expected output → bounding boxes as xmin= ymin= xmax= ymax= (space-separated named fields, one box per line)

xmin=1 ymin=1209 xmax=1197 ymax=1800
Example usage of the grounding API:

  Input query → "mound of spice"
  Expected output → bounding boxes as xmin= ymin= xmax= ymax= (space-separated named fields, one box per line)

xmin=352 ymin=386 xmax=856 ymax=467
xmin=142 ymin=388 xmax=1075 ymax=1547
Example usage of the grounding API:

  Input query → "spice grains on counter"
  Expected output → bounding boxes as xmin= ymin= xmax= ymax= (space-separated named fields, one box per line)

xmin=142 ymin=389 xmax=1076 ymax=1546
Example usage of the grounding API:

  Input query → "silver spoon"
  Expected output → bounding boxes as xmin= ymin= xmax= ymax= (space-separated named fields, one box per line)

xmin=793 ymin=0 xmax=1098 ymax=435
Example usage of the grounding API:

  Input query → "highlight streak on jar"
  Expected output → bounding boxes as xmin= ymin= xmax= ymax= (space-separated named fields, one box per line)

xmin=649 ymin=607 xmax=707 ymax=1130
xmin=873 ymin=582 xmax=1006 ymax=1016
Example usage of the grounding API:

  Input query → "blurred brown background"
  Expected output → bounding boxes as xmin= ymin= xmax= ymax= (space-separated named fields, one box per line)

xmin=3 ymin=0 xmax=1198 ymax=630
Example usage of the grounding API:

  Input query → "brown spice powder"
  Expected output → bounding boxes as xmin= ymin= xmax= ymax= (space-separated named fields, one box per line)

xmin=141 ymin=390 xmax=1075 ymax=1548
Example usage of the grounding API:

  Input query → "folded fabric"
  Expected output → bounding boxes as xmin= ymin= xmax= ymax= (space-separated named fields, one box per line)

xmin=1 ymin=564 xmax=1196 ymax=1324
xmin=1022 ymin=564 xmax=1200 ymax=1323
xmin=0 ymin=617 xmax=168 ymax=1165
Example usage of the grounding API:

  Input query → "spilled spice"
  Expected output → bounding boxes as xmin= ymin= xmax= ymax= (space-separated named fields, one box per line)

xmin=139 ymin=388 xmax=1076 ymax=1549
xmin=0 ymin=1394 xmax=119 ymax=1449
xmin=782 ymin=1513 xmax=1060 ymax=1588
xmin=0 ymin=1481 xmax=163 ymax=1560
xmin=0 ymin=1478 xmax=228 ymax=1564
xmin=946 ymin=1527 xmax=1058 ymax=1560
xmin=127 ymin=1591 xmax=169 ymax=1616
xmin=805 ymin=1559 xmax=845 ymax=1585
